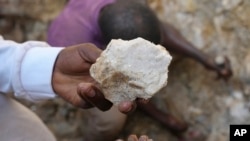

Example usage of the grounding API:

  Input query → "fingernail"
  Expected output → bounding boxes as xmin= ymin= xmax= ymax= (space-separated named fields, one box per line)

xmin=87 ymin=88 xmax=96 ymax=97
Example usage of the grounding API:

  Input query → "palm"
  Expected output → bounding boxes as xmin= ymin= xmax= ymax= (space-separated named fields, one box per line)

xmin=52 ymin=44 xmax=103 ymax=108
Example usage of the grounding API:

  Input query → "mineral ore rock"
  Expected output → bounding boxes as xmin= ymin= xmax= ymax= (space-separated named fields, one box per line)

xmin=90 ymin=37 xmax=172 ymax=105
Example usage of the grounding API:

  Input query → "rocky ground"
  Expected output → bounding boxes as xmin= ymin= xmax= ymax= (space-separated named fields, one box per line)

xmin=1 ymin=0 xmax=250 ymax=141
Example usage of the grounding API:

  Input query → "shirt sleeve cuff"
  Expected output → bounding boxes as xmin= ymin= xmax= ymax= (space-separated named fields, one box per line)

xmin=19 ymin=47 xmax=63 ymax=101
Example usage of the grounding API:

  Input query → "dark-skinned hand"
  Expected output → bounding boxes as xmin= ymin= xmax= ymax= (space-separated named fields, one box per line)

xmin=202 ymin=56 xmax=233 ymax=81
xmin=52 ymin=43 xmax=136 ymax=113
xmin=214 ymin=56 xmax=233 ymax=81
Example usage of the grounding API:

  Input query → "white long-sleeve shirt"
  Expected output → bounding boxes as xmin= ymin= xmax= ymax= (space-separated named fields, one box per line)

xmin=0 ymin=36 xmax=63 ymax=101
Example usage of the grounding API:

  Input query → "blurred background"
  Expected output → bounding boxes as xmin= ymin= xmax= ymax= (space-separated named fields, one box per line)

xmin=1 ymin=0 xmax=250 ymax=141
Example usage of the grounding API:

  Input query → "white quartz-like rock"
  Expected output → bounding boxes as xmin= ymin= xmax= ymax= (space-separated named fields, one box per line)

xmin=90 ymin=37 xmax=172 ymax=105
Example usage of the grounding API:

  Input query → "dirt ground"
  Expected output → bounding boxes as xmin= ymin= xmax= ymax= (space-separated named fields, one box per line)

xmin=1 ymin=0 xmax=250 ymax=141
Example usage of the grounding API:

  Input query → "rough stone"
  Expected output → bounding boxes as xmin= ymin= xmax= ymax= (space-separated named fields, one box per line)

xmin=90 ymin=38 xmax=172 ymax=105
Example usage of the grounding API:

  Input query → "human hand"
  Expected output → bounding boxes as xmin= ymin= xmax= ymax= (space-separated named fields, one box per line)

xmin=52 ymin=43 xmax=135 ymax=113
xmin=214 ymin=56 xmax=233 ymax=81
xmin=116 ymin=134 xmax=153 ymax=141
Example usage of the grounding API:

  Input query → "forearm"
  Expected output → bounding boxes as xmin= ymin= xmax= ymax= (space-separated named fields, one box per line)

xmin=161 ymin=23 xmax=217 ymax=71
xmin=0 ymin=36 xmax=63 ymax=101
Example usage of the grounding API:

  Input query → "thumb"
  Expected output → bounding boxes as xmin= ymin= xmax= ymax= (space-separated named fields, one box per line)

xmin=76 ymin=43 xmax=102 ymax=64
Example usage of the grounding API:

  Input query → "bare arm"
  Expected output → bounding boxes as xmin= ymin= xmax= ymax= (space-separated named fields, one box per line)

xmin=160 ymin=22 xmax=232 ymax=80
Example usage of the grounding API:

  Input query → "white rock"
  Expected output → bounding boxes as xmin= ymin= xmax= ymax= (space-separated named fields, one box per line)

xmin=90 ymin=37 xmax=172 ymax=105
xmin=222 ymin=0 xmax=242 ymax=10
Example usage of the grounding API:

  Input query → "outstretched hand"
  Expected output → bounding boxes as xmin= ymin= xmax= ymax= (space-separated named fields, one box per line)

xmin=51 ymin=43 xmax=135 ymax=113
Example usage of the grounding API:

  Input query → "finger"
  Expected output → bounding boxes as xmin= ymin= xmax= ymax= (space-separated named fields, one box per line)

xmin=73 ymin=94 xmax=94 ymax=109
xmin=118 ymin=101 xmax=137 ymax=114
xmin=138 ymin=135 xmax=149 ymax=141
xmin=128 ymin=134 xmax=139 ymax=141
xmin=78 ymin=83 xmax=113 ymax=111
xmin=76 ymin=83 xmax=95 ymax=109
xmin=56 ymin=84 xmax=92 ymax=109
xmin=61 ymin=90 xmax=93 ymax=109
xmin=76 ymin=43 xmax=102 ymax=63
